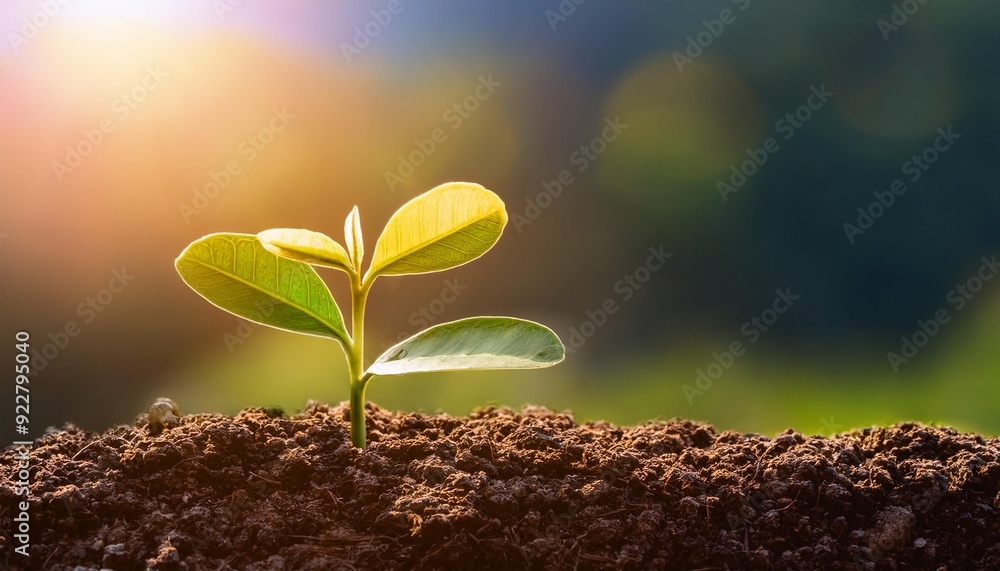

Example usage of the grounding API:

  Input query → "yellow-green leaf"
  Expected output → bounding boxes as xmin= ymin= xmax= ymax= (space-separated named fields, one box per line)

xmin=367 ymin=317 xmax=565 ymax=376
xmin=257 ymin=228 xmax=352 ymax=273
xmin=176 ymin=233 xmax=349 ymax=344
xmin=345 ymin=206 xmax=363 ymax=272
xmin=365 ymin=182 xmax=507 ymax=281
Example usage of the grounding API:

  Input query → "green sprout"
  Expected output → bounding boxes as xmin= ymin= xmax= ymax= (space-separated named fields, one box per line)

xmin=175 ymin=182 xmax=565 ymax=448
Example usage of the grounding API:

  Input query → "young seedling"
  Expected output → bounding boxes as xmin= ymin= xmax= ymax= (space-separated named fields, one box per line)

xmin=175 ymin=182 xmax=565 ymax=448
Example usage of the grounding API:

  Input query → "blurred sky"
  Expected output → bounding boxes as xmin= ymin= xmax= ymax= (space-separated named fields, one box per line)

xmin=2 ymin=1 xmax=999 ymax=438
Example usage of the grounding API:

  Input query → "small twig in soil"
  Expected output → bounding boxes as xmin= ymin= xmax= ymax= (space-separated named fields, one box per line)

xmin=579 ymin=552 xmax=615 ymax=563
xmin=289 ymin=534 xmax=377 ymax=543
xmin=214 ymin=554 xmax=238 ymax=571
xmin=813 ymin=481 xmax=825 ymax=511
xmin=71 ymin=441 xmax=100 ymax=461
xmin=248 ymin=471 xmax=280 ymax=485
xmin=418 ymin=535 xmax=462 ymax=566
xmin=465 ymin=531 xmax=482 ymax=551
xmin=475 ymin=519 xmax=498 ymax=535
xmin=584 ymin=506 xmax=643 ymax=519
xmin=168 ymin=456 xmax=199 ymax=471
xmin=774 ymin=489 xmax=802 ymax=511
xmin=311 ymin=482 xmax=340 ymax=506
xmin=569 ymin=539 xmax=582 ymax=571
xmin=43 ymin=547 xmax=59 ymax=569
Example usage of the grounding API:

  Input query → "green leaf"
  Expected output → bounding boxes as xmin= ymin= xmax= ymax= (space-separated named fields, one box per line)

xmin=257 ymin=228 xmax=352 ymax=273
xmin=367 ymin=316 xmax=565 ymax=376
xmin=366 ymin=182 xmax=507 ymax=280
xmin=344 ymin=206 xmax=363 ymax=272
xmin=176 ymin=233 xmax=349 ymax=344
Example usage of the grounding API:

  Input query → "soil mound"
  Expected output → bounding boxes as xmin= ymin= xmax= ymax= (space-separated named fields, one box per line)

xmin=2 ymin=403 xmax=998 ymax=570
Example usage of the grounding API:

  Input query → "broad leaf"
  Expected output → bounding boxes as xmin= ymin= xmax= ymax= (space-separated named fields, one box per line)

xmin=176 ymin=233 xmax=349 ymax=344
xmin=367 ymin=317 xmax=564 ymax=376
xmin=345 ymin=206 xmax=363 ymax=272
xmin=366 ymin=182 xmax=507 ymax=280
xmin=257 ymin=228 xmax=352 ymax=273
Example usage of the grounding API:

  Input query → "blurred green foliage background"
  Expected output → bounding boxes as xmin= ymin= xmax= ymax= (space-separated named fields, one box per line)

xmin=2 ymin=1 xmax=998 ymax=437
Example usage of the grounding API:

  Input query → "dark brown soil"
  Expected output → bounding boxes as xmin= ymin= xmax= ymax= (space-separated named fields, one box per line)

xmin=2 ymin=403 xmax=999 ymax=570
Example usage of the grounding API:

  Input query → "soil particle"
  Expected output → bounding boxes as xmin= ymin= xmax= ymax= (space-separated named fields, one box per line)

xmin=868 ymin=506 xmax=915 ymax=554
xmin=2 ymin=403 xmax=998 ymax=570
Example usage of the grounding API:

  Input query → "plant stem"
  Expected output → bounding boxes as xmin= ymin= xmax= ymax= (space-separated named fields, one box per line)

xmin=349 ymin=379 xmax=367 ymax=448
xmin=348 ymin=273 xmax=372 ymax=448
